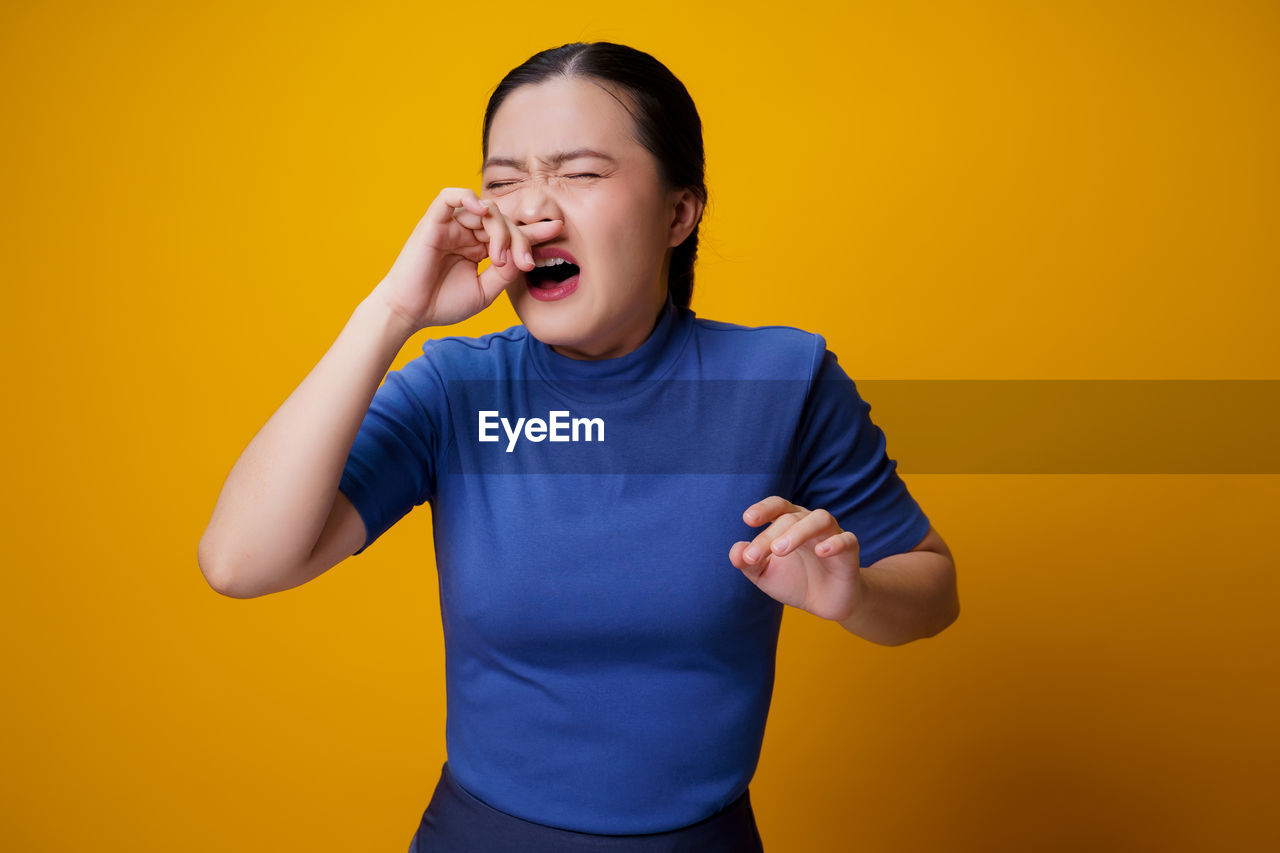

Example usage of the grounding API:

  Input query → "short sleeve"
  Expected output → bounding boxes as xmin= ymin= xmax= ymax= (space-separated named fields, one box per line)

xmin=790 ymin=342 xmax=930 ymax=566
xmin=338 ymin=354 xmax=444 ymax=555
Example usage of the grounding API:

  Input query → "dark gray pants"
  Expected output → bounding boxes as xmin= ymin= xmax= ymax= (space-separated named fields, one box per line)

xmin=409 ymin=761 xmax=766 ymax=852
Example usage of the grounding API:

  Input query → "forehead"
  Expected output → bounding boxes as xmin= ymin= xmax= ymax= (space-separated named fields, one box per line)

xmin=484 ymin=77 xmax=638 ymax=168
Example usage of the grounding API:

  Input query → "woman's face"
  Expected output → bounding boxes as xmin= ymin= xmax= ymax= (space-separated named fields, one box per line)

xmin=481 ymin=76 xmax=700 ymax=360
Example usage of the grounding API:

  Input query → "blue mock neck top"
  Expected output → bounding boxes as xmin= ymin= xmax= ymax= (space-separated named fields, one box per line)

xmin=525 ymin=292 xmax=690 ymax=386
xmin=339 ymin=294 xmax=930 ymax=833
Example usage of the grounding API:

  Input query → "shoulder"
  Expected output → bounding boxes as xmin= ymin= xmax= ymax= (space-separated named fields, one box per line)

xmin=689 ymin=313 xmax=829 ymax=379
xmin=417 ymin=322 xmax=529 ymax=377
xmin=372 ymin=324 xmax=527 ymax=398
xmin=422 ymin=322 xmax=528 ymax=359
xmin=693 ymin=314 xmax=821 ymax=346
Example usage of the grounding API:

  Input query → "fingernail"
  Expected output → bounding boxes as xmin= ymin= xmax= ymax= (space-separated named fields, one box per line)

xmin=772 ymin=538 xmax=789 ymax=554
xmin=523 ymin=251 xmax=533 ymax=266
xmin=744 ymin=546 xmax=760 ymax=563
xmin=480 ymin=199 xmax=491 ymax=209
xmin=499 ymin=248 xmax=507 ymax=265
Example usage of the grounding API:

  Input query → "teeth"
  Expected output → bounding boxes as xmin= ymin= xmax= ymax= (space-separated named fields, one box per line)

xmin=533 ymin=256 xmax=573 ymax=268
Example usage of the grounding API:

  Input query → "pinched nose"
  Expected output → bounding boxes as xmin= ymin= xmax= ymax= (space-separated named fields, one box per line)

xmin=499 ymin=180 xmax=572 ymax=227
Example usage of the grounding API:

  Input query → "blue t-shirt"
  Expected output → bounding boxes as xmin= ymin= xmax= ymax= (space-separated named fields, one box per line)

xmin=339 ymin=294 xmax=930 ymax=834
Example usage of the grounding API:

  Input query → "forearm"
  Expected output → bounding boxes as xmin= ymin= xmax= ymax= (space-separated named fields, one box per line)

xmin=838 ymin=549 xmax=959 ymax=646
xmin=198 ymin=294 xmax=413 ymax=591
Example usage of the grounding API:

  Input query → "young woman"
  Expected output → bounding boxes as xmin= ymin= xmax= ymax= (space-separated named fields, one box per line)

xmin=198 ymin=41 xmax=958 ymax=852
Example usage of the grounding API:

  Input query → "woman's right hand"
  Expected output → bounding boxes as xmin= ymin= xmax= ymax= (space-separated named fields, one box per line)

xmin=371 ymin=187 xmax=564 ymax=336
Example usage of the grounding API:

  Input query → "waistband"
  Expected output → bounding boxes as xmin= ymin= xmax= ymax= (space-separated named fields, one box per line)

xmin=409 ymin=760 xmax=765 ymax=852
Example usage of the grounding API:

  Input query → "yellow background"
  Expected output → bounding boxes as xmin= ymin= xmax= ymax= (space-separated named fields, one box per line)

xmin=3 ymin=0 xmax=1277 ymax=850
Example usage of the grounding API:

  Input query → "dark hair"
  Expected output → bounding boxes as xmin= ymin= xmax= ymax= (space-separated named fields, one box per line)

xmin=482 ymin=42 xmax=708 ymax=310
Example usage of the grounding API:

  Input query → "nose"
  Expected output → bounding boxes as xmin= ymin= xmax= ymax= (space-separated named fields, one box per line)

xmin=509 ymin=178 xmax=565 ymax=227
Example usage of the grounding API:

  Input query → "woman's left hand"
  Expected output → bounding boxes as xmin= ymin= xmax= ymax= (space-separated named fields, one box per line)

xmin=729 ymin=496 xmax=865 ymax=622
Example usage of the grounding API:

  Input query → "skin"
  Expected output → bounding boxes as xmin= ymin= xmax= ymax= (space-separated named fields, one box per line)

xmin=474 ymin=75 xmax=701 ymax=360
xmin=731 ymin=499 xmax=958 ymax=646
xmin=202 ymin=72 xmax=958 ymax=632
xmin=386 ymin=75 xmax=959 ymax=643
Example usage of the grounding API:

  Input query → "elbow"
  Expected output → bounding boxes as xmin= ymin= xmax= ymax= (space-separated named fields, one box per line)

xmin=918 ymin=559 xmax=960 ymax=641
xmin=197 ymin=533 xmax=307 ymax=600
xmin=937 ymin=593 xmax=960 ymax=635
xmin=897 ymin=598 xmax=958 ymax=647
xmin=197 ymin=534 xmax=251 ymax=599
xmin=932 ymin=566 xmax=961 ymax=636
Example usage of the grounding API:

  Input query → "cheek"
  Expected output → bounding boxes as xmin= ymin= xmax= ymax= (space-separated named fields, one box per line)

xmin=587 ymin=191 xmax=662 ymax=240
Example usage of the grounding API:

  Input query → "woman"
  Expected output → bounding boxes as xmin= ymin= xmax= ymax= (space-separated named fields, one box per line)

xmin=198 ymin=41 xmax=958 ymax=852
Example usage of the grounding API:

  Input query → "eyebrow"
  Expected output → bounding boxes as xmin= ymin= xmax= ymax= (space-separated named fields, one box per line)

xmin=479 ymin=148 xmax=618 ymax=174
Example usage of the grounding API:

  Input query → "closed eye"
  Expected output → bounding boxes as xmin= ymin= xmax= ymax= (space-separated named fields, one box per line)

xmin=484 ymin=173 xmax=601 ymax=191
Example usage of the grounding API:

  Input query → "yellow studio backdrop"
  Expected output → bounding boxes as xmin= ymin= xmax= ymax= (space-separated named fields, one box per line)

xmin=2 ymin=0 xmax=1277 ymax=850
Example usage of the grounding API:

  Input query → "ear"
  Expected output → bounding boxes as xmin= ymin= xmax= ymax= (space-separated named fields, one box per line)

xmin=667 ymin=187 xmax=704 ymax=248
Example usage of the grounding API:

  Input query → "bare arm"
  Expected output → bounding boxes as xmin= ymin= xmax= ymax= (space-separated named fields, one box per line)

xmin=836 ymin=525 xmax=960 ymax=646
xmin=196 ymin=296 xmax=414 ymax=598
xmin=732 ymin=499 xmax=959 ymax=647
xmin=196 ymin=188 xmax=562 ymax=599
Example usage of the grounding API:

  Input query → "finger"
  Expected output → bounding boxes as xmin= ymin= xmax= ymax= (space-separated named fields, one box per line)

xmin=743 ymin=495 xmax=803 ymax=527
xmin=416 ymin=188 xmax=495 ymax=260
xmin=460 ymin=210 xmax=564 ymax=240
xmin=516 ymin=218 xmax=565 ymax=246
xmin=461 ymin=219 xmax=508 ymax=266
xmin=423 ymin=187 xmax=487 ymax=227
xmin=475 ymin=260 xmax=516 ymax=306
xmin=742 ymin=511 xmax=805 ymax=565
xmin=476 ymin=200 xmax=513 ymax=267
xmin=815 ymin=530 xmax=860 ymax=559
xmin=496 ymin=218 xmax=563 ymax=271
xmin=507 ymin=216 xmax=534 ymax=271
xmin=730 ymin=541 xmax=771 ymax=579
xmin=451 ymin=206 xmax=487 ymax=232
xmin=770 ymin=508 xmax=841 ymax=557
xmin=475 ymin=225 xmax=528 ymax=295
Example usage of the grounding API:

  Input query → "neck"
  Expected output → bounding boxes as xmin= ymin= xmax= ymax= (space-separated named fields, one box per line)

xmin=550 ymin=293 xmax=668 ymax=361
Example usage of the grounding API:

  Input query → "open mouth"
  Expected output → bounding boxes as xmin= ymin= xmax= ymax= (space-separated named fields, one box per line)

xmin=525 ymin=250 xmax=581 ymax=301
xmin=526 ymin=257 xmax=581 ymax=288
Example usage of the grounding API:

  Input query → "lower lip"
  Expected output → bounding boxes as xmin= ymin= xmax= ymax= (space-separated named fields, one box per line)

xmin=526 ymin=273 xmax=579 ymax=301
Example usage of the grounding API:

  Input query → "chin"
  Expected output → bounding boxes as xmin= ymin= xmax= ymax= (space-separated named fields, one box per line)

xmin=524 ymin=318 xmax=595 ymax=351
xmin=513 ymin=297 xmax=592 ymax=345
